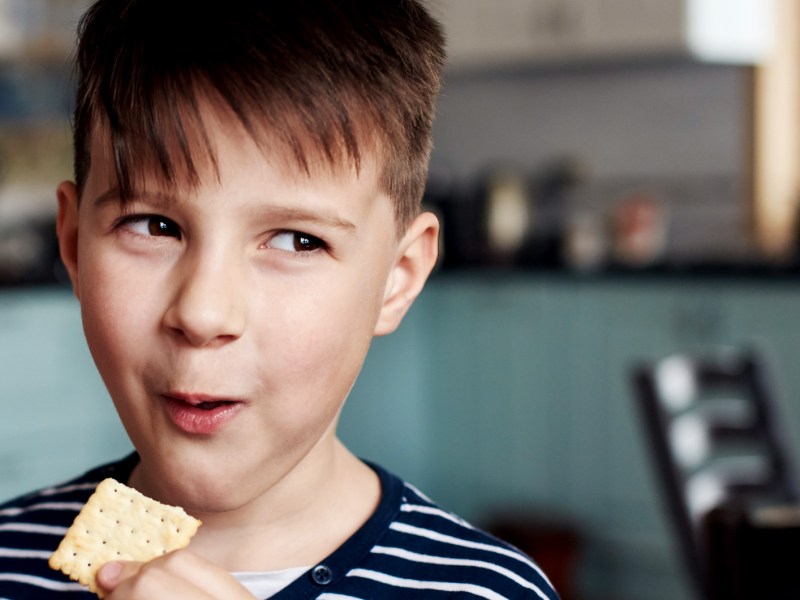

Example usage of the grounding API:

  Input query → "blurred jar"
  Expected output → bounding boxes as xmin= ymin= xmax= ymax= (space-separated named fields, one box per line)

xmin=611 ymin=191 xmax=669 ymax=267
xmin=563 ymin=210 xmax=607 ymax=272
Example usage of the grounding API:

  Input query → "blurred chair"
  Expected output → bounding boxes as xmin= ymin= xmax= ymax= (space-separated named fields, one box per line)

xmin=631 ymin=348 xmax=800 ymax=600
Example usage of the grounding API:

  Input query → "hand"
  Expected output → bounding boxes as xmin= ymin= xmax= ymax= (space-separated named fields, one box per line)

xmin=97 ymin=549 xmax=256 ymax=599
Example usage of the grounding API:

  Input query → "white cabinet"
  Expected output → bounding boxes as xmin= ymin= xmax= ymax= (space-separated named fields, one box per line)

xmin=433 ymin=0 xmax=776 ymax=69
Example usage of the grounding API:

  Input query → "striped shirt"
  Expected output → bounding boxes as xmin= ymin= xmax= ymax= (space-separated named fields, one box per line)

xmin=0 ymin=454 xmax=559 ymax=599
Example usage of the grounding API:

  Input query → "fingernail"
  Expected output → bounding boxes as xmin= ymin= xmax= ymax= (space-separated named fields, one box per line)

xmin=99 ymin=561 xmax=122 ymax=584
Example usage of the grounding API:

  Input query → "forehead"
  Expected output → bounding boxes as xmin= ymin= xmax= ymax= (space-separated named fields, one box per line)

xmin=84 ymin=95 xmax=383 ymax=200
xmin=81 ymin=127 xmax=394 ymax=240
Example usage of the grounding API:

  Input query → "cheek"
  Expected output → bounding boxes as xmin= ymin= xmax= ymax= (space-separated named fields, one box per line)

xmin=266 ymin=270 xmax=384 ymax=389
xmin=77 ymin=255 xmax=152 ymax=379
xmin=276 ymin=296 xmax=368 ymax=378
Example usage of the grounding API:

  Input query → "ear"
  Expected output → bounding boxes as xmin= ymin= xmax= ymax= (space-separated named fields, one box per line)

xmin=374 ymin=211 xmax=440 ymax=336
xmin=56 ymin=180 xmax=81 ymax=299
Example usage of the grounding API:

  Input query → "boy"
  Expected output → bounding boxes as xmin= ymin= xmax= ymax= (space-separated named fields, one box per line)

xmin=0 ymin=1 xmax=558 ymax=598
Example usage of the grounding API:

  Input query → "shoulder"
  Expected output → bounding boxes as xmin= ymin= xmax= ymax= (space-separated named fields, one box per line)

xmin=0 ymin=454 xmax=137 ymax=598
xmin=341 ymin=465 xmax=560 ymax=599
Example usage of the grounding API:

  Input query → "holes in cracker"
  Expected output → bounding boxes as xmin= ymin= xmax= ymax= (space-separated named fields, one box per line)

xmin=48 ymin=478 xmax=202 ymax=586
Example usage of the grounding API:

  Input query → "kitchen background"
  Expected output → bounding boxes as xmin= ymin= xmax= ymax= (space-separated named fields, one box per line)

xmin=2 ymin=1 xmax=799 ymax=599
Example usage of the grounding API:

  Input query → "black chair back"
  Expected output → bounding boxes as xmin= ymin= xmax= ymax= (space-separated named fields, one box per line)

xmin=632 ymin=349 xmax=800 ymax=599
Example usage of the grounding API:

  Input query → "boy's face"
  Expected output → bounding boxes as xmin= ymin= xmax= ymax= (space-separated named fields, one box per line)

xmin=56 ymin=108 xmax=437 ymax=513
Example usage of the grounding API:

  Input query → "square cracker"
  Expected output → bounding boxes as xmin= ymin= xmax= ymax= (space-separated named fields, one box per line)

xmin=49 ymin=478 xmax=202 ymax=597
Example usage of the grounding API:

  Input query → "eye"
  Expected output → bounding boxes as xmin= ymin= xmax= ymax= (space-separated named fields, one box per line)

xmin=268 ymin=231 xmax=325 ymax=253
xmin=119 ymin=215 xmax=182 ymax=240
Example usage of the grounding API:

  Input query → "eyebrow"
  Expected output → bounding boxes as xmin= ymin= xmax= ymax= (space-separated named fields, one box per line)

xmin=249 ymin=205 xmax=358 ymax=235
xmin=91 ymin=187 xmax=358 ymax=234
xmin=91 ymin=187 xmax=175 ymax=209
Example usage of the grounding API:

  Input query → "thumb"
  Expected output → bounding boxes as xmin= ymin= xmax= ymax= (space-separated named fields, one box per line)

xmin=97 ymin=560 xmax=142 ymax=593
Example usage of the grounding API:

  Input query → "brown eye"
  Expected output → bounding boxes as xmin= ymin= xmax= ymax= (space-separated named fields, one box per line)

xmin=148 ymin=217 xmax=181 ymax=238
xmin=269 ymin=231 xmax=325 ymax=253
xmin=120 ymin=214 xmax=182 ymax=239
xmin=293 ymin=233 xmax=323 ymax=252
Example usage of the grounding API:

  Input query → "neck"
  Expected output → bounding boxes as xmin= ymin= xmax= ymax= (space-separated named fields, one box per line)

xmin=165 ymin=440 xmax=380 ymax=571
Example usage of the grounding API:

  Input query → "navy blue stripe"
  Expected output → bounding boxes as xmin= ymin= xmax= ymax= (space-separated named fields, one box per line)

xmin=0 ymin=456 xmax=559 ymax=599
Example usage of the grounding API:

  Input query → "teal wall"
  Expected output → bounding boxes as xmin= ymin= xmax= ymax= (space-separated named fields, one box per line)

xmin=342 ymin=273 xmax=800 ymax=600
xmin=5 ymin=277 xmax=800 ymax=599
xmin=0 ymin=288 xmax=132 ymax=500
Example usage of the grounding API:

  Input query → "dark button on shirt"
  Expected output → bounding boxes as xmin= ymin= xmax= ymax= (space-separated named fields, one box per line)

xmin=311 ymin=564 xmax=333 ymax=585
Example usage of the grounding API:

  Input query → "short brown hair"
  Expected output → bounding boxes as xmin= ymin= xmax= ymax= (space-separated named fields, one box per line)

xmin=72 ymin=0 xmax=446 ymax=229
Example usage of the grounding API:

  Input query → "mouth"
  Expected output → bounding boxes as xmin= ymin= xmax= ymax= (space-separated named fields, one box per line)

xmin=162 ymin=393 xmax=245 ymax=435
xmin=194 ymin=400 xmax=235 ymax=411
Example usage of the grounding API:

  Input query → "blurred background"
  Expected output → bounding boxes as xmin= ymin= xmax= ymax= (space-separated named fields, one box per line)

xmin=2 ymin=1 xmax=800 ymax=599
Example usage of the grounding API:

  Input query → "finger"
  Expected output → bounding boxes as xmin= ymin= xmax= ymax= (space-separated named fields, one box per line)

xmin=100 ymin=551 xmax=254 ymax=600
xmin=148 ymin=551 xmax=255 ymax=599
xmin=96 ymin=560 xmax=143 ymax=594
xmin=106 ymin=562 xmax=213 ymax=600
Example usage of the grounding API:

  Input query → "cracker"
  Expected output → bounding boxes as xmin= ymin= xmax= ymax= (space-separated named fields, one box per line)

xmin=48 ymin=478 xmax=202 ymax=597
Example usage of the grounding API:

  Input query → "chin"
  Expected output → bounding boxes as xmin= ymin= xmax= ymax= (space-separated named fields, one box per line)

xmin=139 ymin=449 xmax=258 ymax=512
xmin=184 ymin=495 xmax=244 ymax=516
xmin=169 ymin=472 xmax=255 ymax=515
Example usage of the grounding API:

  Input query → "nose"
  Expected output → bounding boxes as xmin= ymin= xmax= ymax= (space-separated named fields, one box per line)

xmin=162 ymin=252 xmax=246 ymax=347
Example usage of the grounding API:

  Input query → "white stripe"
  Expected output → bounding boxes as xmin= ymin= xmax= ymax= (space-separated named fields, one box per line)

xmin=400 ymin=503 xmax=474 ymax=529
xmin=0 ymin=523 xmax=68 ymax=535
xmin=347 ymin=568 xmax=506 ymax=600
xmin=0 ymin=573 xmax=85 ymax=592
xmin=0 ymin=502 xmax=84 ymax=517
xmin=403 ymin=482 xmax=435 ymax=504
xmin=39 ymin=482 xmax=99 ymax=496
xmin=372 ymin=546 xmax=550 ymax=600
xmin=389 ymin=522 xmax=551 ymax=584
xmin=317 ymin=594 xmax=363 ymax=600
xmin=0 ymin=548 xmax=52 ymax=559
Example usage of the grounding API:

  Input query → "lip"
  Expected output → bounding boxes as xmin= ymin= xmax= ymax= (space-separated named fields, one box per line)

xmin=162 ymin=392 xmax=245 ymax=435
